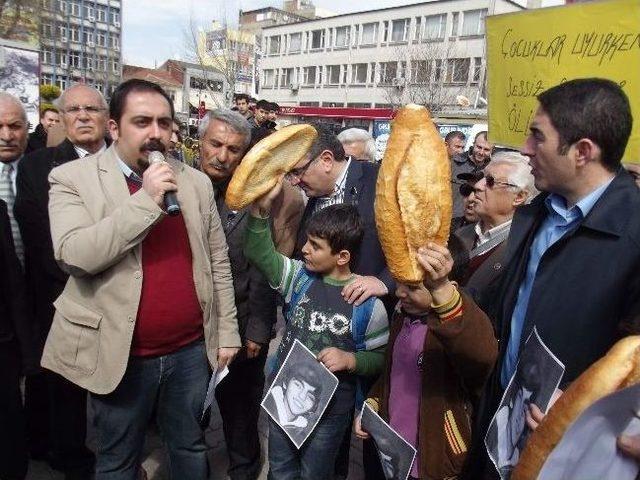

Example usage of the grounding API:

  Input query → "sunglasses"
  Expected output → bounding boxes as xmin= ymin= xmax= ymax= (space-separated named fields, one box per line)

xmin=459 ymin=174 xmax=520 ymax=197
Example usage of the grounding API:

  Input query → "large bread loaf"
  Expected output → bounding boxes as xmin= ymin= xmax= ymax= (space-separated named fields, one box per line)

xmin=512 ymin=335 xmax=640 ymax=480
xmin=226 ymin=124 xmax=317 ymax=210
xmin=374 ymin=104 xmax=451 ymax=284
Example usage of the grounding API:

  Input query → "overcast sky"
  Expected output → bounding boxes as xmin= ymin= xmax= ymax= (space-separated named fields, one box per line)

xmin=122 ymin=0 xmax=563 ymax=68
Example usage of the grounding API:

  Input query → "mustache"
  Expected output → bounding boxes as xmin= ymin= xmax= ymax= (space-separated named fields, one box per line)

xmin=0 ymin=141 xmax=19 ymax=147
xmin=140 ymin=139 xmax=166 ymax=154
xmin=206 ymin=157 xmax=228 ymax=171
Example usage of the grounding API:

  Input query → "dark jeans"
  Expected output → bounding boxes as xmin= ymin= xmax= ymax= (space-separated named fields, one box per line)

xmin=0 ymin=342 xmax=28 ymax=480
xmin=215 ymin=347 xmax=267 ymax=480
xmin=24 ymin=369 xmax=94 ymax=474
xmin=91 ymin=340 xmax=210 ymax=480
xmin=267 ymin=412 xmax=351 ymax=480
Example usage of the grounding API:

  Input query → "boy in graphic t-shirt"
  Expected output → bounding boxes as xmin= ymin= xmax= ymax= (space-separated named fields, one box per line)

xmin=244 ymin=181 xmax=389 ymax=480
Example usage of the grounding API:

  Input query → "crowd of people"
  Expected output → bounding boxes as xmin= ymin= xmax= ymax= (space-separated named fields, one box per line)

xmin=0 ymin=76 xmax=639 ymax=480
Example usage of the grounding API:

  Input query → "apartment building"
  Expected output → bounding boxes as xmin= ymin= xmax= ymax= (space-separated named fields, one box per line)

xmin=40 ymin=0 xmax=122 ymax=96
xmin=259 ymin=0 xmax=523 ymax=129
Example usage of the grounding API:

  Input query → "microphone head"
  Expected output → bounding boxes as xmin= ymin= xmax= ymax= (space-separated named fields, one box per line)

xmin=148 ymin=151 xmax=165 ymax=164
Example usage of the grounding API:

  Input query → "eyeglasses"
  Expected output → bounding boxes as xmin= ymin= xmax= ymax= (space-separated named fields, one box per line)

xmin=63 ymin=105 xmax=106 ymax=116
xmin=485 ymin=174 xmax=520 ymax=190
xmin=285 ymin=156 xmax=317 ymax=181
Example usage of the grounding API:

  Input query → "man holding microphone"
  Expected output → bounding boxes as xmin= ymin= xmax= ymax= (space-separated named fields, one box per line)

xmin=41 ymin=79 xmax=240 ymax=479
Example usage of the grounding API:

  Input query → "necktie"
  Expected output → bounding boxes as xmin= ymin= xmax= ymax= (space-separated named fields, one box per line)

xmin=0 ymin=163 xmax=24 ymax=266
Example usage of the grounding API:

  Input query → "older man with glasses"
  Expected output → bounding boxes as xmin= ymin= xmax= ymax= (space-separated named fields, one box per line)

xmin=14 ymin=83 xmax=110 ymax=479
xmin=453 ymin=152 xmax=537 ymax=312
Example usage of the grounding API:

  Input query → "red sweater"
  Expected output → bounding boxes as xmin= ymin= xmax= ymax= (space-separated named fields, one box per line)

xmin=126 ymin=179 xmax=203 ymax=356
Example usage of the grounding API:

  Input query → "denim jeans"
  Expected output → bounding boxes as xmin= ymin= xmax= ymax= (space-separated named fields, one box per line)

xmin=267 ymin=411 xmax=351 ymax=480
xmin=91 ymin=340 xmax=210 ymax=480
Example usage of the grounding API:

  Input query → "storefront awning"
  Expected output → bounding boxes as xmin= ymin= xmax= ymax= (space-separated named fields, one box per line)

xmin=278 ymin=106 xmax=395 ymax=120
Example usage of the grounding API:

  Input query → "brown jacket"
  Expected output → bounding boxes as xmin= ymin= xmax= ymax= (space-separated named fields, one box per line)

xmin=371 ymin=293 xmax=498 ymax=479
xmin=42 ymin=146 xmax=240 ymax=394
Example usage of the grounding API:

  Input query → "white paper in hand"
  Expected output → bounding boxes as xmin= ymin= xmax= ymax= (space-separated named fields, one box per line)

xmin=201 ymin=366 xmax=230 ymax=421
xmin=538 ymin=383 xmax=640 ymax=480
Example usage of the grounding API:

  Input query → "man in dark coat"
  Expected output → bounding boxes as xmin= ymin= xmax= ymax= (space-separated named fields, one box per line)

xmin=464 ymin=78 xmax=640 ymax=479
xmin=25 ymin=108 xmax=60 ymax=155
xmin=14 ymin=84 xmax=109 ymax=479
xmin=198 ymin=108 xmax=278 ymax=480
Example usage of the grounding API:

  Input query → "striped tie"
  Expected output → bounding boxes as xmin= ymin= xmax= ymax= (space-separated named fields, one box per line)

xmin=0 ymin=163 xmax=24 ymax=266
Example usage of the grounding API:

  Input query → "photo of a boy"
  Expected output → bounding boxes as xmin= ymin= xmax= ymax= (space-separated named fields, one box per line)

xmin=246 ymin=179 xmax=389 ymax=479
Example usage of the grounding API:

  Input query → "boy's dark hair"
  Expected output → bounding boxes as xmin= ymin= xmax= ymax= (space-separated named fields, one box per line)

xmin=306 ymin=204 xmax=363 ymax=268
xmin=41 ymin=107 xmax=59 ymax=117
xmin=110 ymin=79 xmax=174 ymax=124
xmin=235 ymin=93 xmax=250 ymax=103
xmin=268 ymin=102 xmax=280 ymax=112
xmin=256 ymin=99 xmax=271 ymax=110
xmin=537 ymin=78 xmax=632 ymax=170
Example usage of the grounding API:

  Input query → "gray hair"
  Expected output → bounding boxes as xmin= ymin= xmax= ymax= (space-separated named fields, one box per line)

xmin=198 ymin=109 xmax=252 ymax=149
xmin=0 ymin=92 xmax=27 ymax=123
xmin=337 ymin=128 xmax=375 ymax=161
xmin=489 ymin=151 xmax=538 ymax=203
xmin=55 ymin=83 xmax=108 ymax=111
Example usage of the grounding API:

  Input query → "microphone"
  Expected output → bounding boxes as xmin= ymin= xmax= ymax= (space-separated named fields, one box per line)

xmin=148 ymin=151 xmax=181 ymax=216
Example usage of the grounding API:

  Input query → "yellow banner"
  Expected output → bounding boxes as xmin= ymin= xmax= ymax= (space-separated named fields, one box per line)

xmin=486 ymin=0 xmax=640 ymax=163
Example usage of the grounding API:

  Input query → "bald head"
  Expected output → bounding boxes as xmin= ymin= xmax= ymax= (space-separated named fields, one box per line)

xmin=56 ymin=84 xmax=108 ymax=153
xmin=0 ymin=93 xmax=28 ymax=163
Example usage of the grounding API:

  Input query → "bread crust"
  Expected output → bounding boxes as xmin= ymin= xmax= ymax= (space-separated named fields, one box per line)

xmin=225 ymin=124 xmax=317 ymax=210
xmin=512 ymin=335 xmax=640 ymax=480
xmin=374 ymin=104 xmax=451 ymax=284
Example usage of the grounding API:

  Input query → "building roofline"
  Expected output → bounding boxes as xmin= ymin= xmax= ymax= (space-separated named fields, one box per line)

xmin=261 ymin=0 xmax=525 ymax=30
xmin=240 ymin=6 xmax=308 ymax=21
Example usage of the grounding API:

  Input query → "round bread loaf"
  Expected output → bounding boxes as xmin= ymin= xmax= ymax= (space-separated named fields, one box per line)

xmin=225 ymin=124 xmax=317 ymax=210
xmin=374 ymin=104 xmax=451 ymax=284
xmin=512 ymin=335 xmax=640 ymax=480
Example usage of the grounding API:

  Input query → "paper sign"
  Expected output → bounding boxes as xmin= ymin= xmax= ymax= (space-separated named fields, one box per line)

xmin=486 ymin=0 xmax=640 ymax=163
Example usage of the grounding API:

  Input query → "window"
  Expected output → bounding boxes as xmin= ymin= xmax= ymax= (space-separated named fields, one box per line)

xmin=390 ymin=19 xmax=409 ymax=42
xmin=424 ymin=14 xmax=446 ymax=40
xmin=451 ymin=12 xmax=459 ymax=36
xmin=446 ymin=58 xmax=470 ymax=83
xmin=70 ymin=26 xmax=79 ymax=42
xmin=84 ymin=5 xmax=94 ymax=18
xmin=56 ymin=77 xmax=68 ymax=90
xmin=379 ymin=61 xmax=397 ymax=84
xmin=461 ymin=9 xmax=487 ymax=36
xmin=97 ymin=32 xmax=106 ymax=46
xmin=85 ymin=57 xmax=93 ymax=69
xmin=269 ymin=36 xmax=281 ymax=55
xmin=263 ymin=69 xmax=275 ymax=87
xmin=303 ymin=66 xmax=317 ymax=85
xmin=58 ymin=0 xmax=67 ymax=13
xmin=57 ymin=51 xmax=68 ymax=67
xmin=382 ymin=21 xmax=389 ymax=42
xmin=310 ymin=29 xmax=325 ymax=49
xmin=112 ymin=59 xmax=119 ymax=73
xmin=327 ymin=65 xmax=340 ymax=85
xmin=280 ymin=68 xmax=294 ymax=87
xmin=58 ymin=25 xmax=67 ymax=39
xmin=41 ymin=49 xmax=53 ymax=64
xmin=97 ymin=7 xmax=106 ymax=22
xmin=68 ymin=52 xmax=79 ymax=67
xmin=70 ymin=1 xmax=79 ymax=15
xmin=414 ymin=17 xmax=422 ymax=41
xmin=318 ymin=65 xmax=323 ymax=85
xmin=84 ymin=31 xmax=94 ymax=43
xmin=434 ymin=59 xmax=443 ymax=82
xmin=361 ymin=22 xmax=377 ymax=45
xmin=472 ymin=57 xmax=483 ymax=83
xmin=341 ymin=64 xmax=348 ymax=83
xmin=351 ymin=63 xmax=367 ymax=84
xmin=334 ymin=26 xmax=350 ymax=47
xmin=111 ymin=36 xmax=119 ymax=48
xmin=352 ymin=25 xmax=359 ymax=46
xmin=369 ymin=62 xmax=376 ymax=83
xmin=411 ymin=60 xmax=430 ymax=83
xmin=41 ymin=22 xmax=53 ymax=37
xmin=110 ymin=11 xmax=120 ymax=24
xmin=289 ymin=32 xmax=302 ymax=52
xmin=42 ymin=74 xmax=53 ymax=85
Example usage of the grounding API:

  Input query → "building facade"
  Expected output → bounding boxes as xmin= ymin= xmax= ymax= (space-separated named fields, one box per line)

xmin=258 ymin=0 xmax=523 ymax=130
xmin=40 ymin=0 xmax=122 ymax=96
xmin=122 ymin=65 xmax=183 ymax=119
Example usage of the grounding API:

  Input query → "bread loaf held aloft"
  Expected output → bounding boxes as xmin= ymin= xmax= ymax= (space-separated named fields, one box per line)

xmin=374 ymin=104 xmax=451 ymax=284
xmin=512 ymin=335 xmax=640 ymax=480
xmin=225 ymin=124 xmax=317 ymax=210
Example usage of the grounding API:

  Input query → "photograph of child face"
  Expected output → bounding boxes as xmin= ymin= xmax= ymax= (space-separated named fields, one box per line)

xmin=361 ymin=403 xmax=417 ymax=480
xmin=262 ymin=340 xmax=339 ymax=448
xmin=485 ymin=328 xmax=565 ymax=479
